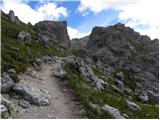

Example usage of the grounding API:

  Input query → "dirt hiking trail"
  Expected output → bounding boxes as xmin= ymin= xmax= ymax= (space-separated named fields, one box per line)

xmin=14 ymin=63 xmax=84 ymax=119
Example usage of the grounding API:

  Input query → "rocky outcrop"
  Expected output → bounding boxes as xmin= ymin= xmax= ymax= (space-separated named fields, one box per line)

xmin=13 ymin=81 xmax=50 ymax=106
xmin=1 ymin=74 xmax=15 ymax=93
xmin=8 ymin=10 xmax=21 ymax=24
xmin=35 ymin=21 xmax=70 ymax=47
xmin=71 ymin=36 xmax=89 ymax=50
xmin=86 ymin=23 xmax=159 ymax=100
xmin=17 ymin=31 xmax=31 ymax=44
xmin=65 ymin=57 xmax=106 ymax=90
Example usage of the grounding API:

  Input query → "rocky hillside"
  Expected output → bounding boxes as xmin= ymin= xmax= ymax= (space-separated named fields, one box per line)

xmin=1 ymin=10 xmax=159 ymax=119
xmin=87 ymin=23 xmax=159 ymax=103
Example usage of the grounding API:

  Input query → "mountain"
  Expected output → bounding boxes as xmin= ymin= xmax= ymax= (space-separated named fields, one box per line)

xmin=1 ymin=10 xmax=159 ymax=119
xmin=87 ymin=23 xmax=159 ymax=102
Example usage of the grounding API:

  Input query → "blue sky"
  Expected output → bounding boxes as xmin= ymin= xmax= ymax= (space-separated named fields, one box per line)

xmin=1 ymin=0 xmax=160 ymax=39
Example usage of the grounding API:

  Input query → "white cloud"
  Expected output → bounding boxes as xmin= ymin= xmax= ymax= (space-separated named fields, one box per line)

xmin=1 ymin=0 xmax=68 ymax=25
xmin=119 ymin=0 xmax=160 ymax=39
xmin=78 ymin=0 xmax=138 ymax=14
xmin=135 ymin=27 xmax=160 ymax=40
xmin=78 ymin=0 xmax=160 ymax=39
xmin=78 ymin=0 xmax=109 ymax=14
xmin=67 ymin=27 xmax=90 ymax=39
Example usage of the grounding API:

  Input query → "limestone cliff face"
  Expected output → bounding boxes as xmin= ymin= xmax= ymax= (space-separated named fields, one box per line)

xmin=35 ymin=21 xmax=70 ymax=47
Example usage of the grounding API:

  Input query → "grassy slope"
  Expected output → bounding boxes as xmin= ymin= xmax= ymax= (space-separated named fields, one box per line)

xmin=64 ymin=63 xmax=158 ymax=119
xmin=1 ymin=11 xmax=69 ymax=73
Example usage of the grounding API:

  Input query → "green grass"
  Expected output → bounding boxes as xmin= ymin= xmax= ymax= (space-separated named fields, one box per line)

xmin=64 ymin=63 xmax=159 ymax=119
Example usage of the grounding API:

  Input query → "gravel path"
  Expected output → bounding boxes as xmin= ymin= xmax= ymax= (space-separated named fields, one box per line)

xmin=14 ymin=63 xmax=84 ymax=119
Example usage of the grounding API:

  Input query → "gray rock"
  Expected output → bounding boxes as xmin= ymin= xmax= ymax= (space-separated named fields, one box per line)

xmin=116 ymin=71 xmax=124 ymax=80
xmin=19 ymin=100 xmax=30 ymax=108
xmin=11 ymin=47 xmax=20 ymax=52
xmin=17 ymin=31 xmax=31 ymax=44
xmin=79 ymin=62 xmax=105 ymax=90
xmin=14 ymin=16 xmax=21 ymax=24
xmin=0 ymin=104 xmax=8 ymax=113
xmin=126 ymin=100 xmax=141 ymax=111
xmin=123 ymin=113 xmax=129 ymax=118
xmin=1 ymin=75 xmax=15 ymax=93
xmin=89 ymin=103 xmax=100 ymax=109
xmin=102 ymin=104 xmax=125 ymax=119
xmin=7 ymin=68 xmax=16 ymax=74
xmin=52 ymin=67 xmax=67 ymax=78
xmin=8 ymin=10 xmax=15 ymax=22
xmin=112 ymin=85 xmax=124 ymax=95
xmin=35 ymin=20 xmax=70 ymax=47
xmin=147 ymin=90 xmax=159 ymax=103
xmin=123 ymin=88 xmax=132 ymax=95
xmin=13 ymin=81 xmax=50 ymax=105
xmin=8 ymin=10 xmax=21 ymax=24
xmin=114 ymin=79 xmax=124 ymax=87
xmin=138 ymin=94 xmax=149 ymax=103
xmin=27 ymin=22 xmax=32 ymax=26
xmin=39 ymin=35 xmax=50 ymax=47
xmin=1 ymin=95 xmax=11 ymax=106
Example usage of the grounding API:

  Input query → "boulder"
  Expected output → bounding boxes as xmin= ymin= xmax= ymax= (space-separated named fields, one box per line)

xmin=138 ymin=94 xmax=149 ymax=103
xmin=126 ymin=100 xmax=141 ymax=111
xmin=7 ymin=68 xmax=16 ymax=74
xmin=102 ymin=104 xmax=125 ymax=119
xmin=123 ymin=88 xmax=132 ymax=95
xmin=18 ymin=100 xmax=30 ymax=108
xmin=13 ymin=81 xmax=50 ymax=105
xmin=17 ymin=31 xmax=31 ymax=44
xmin=1 ymin=75 xmax=15 ymax=93
xmin=52 ymin=66 xmax=67 ymax=78
xmin=116 ymin=71 xmax=124 ymax=80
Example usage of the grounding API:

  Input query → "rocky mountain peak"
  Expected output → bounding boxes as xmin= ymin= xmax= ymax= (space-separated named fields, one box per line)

xmin=86 ymin=23 xmax=159 ymax=99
